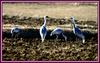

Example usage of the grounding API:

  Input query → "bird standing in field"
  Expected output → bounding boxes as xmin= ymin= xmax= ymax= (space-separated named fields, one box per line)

xmin=11 ymin=25 xmax=22 ymax=38
xmin=50 ymin=27 xmax=67 ymax=41
xmin=70 ymin=16 xmax=85 ymax=43
xmin=39 ymin=16 xmax=47 ymax=42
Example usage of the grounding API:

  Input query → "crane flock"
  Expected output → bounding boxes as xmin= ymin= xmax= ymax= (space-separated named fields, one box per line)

xmin=10 ymin=16 xmax=85 ymax=43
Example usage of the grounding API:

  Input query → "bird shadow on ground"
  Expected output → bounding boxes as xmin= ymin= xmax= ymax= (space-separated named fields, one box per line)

xmin=3 ymin=29 xmax=98 ymax=43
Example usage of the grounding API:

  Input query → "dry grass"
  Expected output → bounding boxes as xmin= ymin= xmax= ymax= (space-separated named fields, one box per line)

xmin=3 ymin=3 xmax=97 ymax=21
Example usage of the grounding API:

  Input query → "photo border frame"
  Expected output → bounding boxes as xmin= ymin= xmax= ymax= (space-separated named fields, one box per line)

xmin=0 ymin=1 xmax=99 ymax=63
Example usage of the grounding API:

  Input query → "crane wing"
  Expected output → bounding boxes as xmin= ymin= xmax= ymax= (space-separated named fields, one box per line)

xmin=74 ymin=27 xmax=83 ymax=35
xmin=41 ymin=26 xmax=47 ymax=34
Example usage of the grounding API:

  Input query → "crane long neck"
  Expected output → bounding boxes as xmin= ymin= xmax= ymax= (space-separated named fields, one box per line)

xmin=71 ymin=19 xmax=77 ymax=28
xmin=43 ymin=17 xmax=46 ymax=26
xmin=72 ymin=23 xmax=76 ymax=28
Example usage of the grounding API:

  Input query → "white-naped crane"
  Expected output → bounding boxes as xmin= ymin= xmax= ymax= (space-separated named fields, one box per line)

xmin=39 ymin=16 xmax=47 ymax=42
xmin=70 ymin=16 xmax=85 ymax=43
xmin=50 ymin=27 xmax=67 ymax=41
xmin=11 ymin=25 xmax=22 ymax=38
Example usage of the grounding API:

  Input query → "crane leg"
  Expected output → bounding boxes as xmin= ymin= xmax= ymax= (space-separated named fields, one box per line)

xmin=12 ymin=34 xmax=13 ymax=38
xmin=82 ymin=39 xmax=85 ymax=43
xmin=82 ymin=36 xmax=85 ymax=43
xmin=41 ymin=35 xmax=44 ymax=42
xmin=12 ymin=33 xmax=14 ymax=38
xmin=16 ymin=33 xmax=20 ymax=40
xmin=42 ymin=38 xmax=44 ymax=42
xmin=62 ymin=33 xmax=67 ymax=41
xmin=56 ymin=35 xmax=58 ymax=40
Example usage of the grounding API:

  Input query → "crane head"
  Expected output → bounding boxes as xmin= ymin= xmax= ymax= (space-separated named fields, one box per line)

xmin=70 ymin=16 xmax=75 ymax=24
